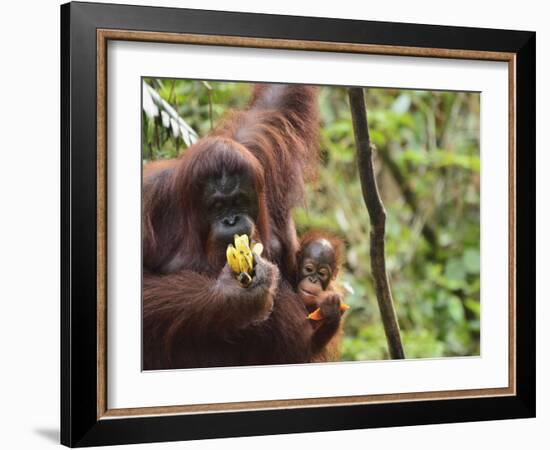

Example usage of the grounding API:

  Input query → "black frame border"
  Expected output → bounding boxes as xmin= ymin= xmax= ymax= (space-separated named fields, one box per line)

xmin=61 ymin=2 xmax=535 ymax=447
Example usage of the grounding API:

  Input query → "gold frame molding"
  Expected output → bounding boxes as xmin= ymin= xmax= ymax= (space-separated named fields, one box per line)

xmin=96 ymin=29 xmax=516 ymax=420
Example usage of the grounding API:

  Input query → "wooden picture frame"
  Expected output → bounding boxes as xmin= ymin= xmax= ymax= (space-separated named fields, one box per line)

xmin=61 ymin=1 xmax=535 ymax=447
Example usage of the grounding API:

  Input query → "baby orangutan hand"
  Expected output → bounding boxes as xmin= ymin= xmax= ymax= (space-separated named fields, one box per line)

xmin=307 ymin=292 xmax=349 ymax=321
xmin=318 ymin=292 xmax=344 ymax=322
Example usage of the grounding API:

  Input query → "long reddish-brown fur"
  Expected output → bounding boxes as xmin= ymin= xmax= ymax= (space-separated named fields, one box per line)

xmin=142 ymin=84 xmax=336 ymax=370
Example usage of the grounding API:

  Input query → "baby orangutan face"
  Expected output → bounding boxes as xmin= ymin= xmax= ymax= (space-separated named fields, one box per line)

xmin=297 ymin=239 xmax=336 ymax=310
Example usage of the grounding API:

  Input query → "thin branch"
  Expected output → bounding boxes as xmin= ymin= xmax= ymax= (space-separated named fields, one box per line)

xmin=348 ymin=87 xmax=405 ymax=360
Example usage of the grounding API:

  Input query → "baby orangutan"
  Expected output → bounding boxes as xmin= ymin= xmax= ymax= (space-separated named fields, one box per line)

xmin=296 ymin=232 xmax=348 ymax=362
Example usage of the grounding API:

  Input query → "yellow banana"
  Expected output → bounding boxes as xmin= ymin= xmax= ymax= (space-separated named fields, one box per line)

xmin=252 ymin=242 xmax=263 ymax=256
xmin=237 ymin=252 xmax=250 ymax=273
xmin=234 ymin=234 xmax=249 ymax=252
xmin=234 ymin=234 xmax=254 ymax=272
xmin=226 ymin=244 xmax=240 ymax=273
xmin=226 ymin=234 xmax=264 ymax=287
xmin=244 ymin=252 xmax=254 ymax=272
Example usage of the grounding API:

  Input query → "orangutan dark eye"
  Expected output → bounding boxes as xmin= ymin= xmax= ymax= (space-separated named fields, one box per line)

xmin=305 ymin=264 xmax=314 ymax=274
xmin=318 ymin=268 xmax=329 ymax=278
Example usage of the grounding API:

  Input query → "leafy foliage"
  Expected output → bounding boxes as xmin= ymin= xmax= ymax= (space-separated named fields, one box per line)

xmin=142 ymin=80 xmax=481 ymax=360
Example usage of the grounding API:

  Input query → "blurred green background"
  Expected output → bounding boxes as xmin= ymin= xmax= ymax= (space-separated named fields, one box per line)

xmin=142 ymin=78 xmax=481 ymax=361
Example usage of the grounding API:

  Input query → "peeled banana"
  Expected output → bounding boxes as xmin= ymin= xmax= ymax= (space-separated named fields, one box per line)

xmin=226 ymin=234 xmax=264 ymax=287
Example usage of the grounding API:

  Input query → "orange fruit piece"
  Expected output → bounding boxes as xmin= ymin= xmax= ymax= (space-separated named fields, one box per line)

xmin=307 ymin=309 xmax=323 ymax=321
xmin=306 ymin=302 xmax=350 ymax=320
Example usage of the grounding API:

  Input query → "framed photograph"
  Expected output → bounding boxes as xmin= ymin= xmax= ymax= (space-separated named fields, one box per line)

xmin=61 ymin=1 xmax=535 ymax=447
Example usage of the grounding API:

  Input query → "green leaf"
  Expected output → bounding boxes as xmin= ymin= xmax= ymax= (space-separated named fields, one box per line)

xmin=463 ymin=248 xmax=480 ymax=274
xmin=464 ymin=298 xmax=481 ymax=318
xmin=447 ymin=296 xmax=465 ymax=323
xmin=444 ymin=258 xmax=466 ymax=283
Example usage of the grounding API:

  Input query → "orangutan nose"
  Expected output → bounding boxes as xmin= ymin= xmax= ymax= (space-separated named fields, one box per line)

xmin=222 ymin=215 xmax=239 ymax=227
xmin=215 ymin=214 xmax=253 ymax=245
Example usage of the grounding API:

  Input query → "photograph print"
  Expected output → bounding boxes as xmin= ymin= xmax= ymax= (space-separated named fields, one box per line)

xmin=141 ymin=79 xmax=481 ymax=371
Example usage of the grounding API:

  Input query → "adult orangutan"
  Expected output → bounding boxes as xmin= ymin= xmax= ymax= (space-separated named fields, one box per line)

xmin=142 ymin=83 xmax=342 ymax=369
